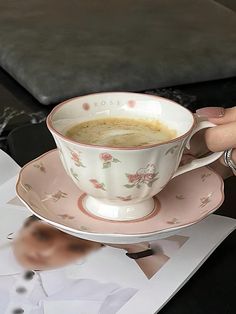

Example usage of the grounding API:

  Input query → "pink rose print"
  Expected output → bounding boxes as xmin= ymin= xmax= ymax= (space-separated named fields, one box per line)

xmin=90 ymin=179 xmax=106 ymax=191
xmin=100 ymin=153 xmax=113 ymax=162
xmin=69 ymin=148 xmax=85 ymax=168
xmin=99 ymin=153 xmax=120 ymax=169
xmin=124 ymin=164 xmax=159 ymax=189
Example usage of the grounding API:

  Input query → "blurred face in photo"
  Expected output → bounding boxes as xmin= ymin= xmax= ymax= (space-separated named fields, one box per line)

xmin=12 ymin=217 xmax=102 ymax=270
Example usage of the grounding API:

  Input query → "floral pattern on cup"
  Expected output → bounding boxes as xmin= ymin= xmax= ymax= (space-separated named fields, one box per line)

xmin=69 ymin=148 xmax=86 ymax=168
xmin=165 ymin=145 xmax=178 ymax=155
xmin=127 ymin=100 xmax=136 ymax=108
xmin=70 ymin=168 xmax=79 ymax=181
xmin=82 ymin=103 xmax=90 ymax=111
xmin=42 ymin=190 xmax=68 ymax=202
xmin=33 ymin=162 xmax=46 ymax=173
xmin=90 ymin=179 xmax=106 ymax=191
xmin=99 ymin=153 xmax=120 ymax=169
xmin=124 ymin=164 xmax=159 ymax=189
xmin=117 ymin=195 xmax=133 ymax=201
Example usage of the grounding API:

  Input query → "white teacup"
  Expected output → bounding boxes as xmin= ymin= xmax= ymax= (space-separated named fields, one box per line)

xmin=47 ymin=92 xmax=222 ymax=221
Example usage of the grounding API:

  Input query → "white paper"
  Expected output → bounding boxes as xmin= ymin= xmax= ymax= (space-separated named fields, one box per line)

xmin=0 ymin=149 xmax=20 ymax=185
xmin=118 ymin=215 xmax=236 ymax=313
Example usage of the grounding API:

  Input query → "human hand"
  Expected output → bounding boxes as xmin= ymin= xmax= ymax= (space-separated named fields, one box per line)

xmin=196 ymin=107 xmax=236 ymax=175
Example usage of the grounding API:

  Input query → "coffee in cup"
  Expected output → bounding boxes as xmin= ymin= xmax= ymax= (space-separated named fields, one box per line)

xmin=66 ymin=117 xmax=176 ymax=148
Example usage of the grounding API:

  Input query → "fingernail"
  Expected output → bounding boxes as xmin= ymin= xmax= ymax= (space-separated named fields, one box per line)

xmin=196 ymin=107 xmax=225 ymax=118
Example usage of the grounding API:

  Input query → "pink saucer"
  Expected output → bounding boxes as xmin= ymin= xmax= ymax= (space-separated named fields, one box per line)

xmin=16 ymin=149 xmax=224 ymax=243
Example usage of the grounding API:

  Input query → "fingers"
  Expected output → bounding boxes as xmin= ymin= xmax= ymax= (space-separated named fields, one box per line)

xmin=209 ymin=107 xmax=236 ymax=125
xmin=196 ymin=106 xmax=236 ymax=175
xmin=196 ymin=107 xmax=225 ymax=119
xmin=205 ymin=121 xmax=236 ymax=152
xmin=196 ymin=107 xmax=236 ymax=124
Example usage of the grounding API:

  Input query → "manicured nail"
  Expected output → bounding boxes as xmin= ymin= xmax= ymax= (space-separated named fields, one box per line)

xmin=196 ymin=107 xmax=225 ymax=118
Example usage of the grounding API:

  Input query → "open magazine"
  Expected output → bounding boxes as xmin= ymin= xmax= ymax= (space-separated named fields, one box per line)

xmin=0 ymin=149 xmax=236 ymax=314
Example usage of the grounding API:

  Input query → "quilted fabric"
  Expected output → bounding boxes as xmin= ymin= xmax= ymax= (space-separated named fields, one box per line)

xmin=0 ymin=0 xmax=235 ymax=105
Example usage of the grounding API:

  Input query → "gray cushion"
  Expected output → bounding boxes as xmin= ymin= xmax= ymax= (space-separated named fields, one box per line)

xmin=216 ymin=0 xmax=236 ymax=11
xmin=0 ymin=0 xmax=236 ymax=105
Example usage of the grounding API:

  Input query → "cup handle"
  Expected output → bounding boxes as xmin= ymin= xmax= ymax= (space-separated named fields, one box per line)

xmin=172 ymin=121 xmax=223 ymax=178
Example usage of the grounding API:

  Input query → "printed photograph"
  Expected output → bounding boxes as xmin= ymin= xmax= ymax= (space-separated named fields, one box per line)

xmin=0 ymin=201 xmax=189 ymax=314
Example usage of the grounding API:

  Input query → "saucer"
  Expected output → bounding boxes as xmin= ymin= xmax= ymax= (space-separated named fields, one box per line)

xmin=16 ymin=149 xmax=224 ymax=244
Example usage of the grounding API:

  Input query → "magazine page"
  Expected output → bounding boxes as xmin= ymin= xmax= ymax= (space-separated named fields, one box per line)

xmin=0 ymin=150 xmax=235 ymax=314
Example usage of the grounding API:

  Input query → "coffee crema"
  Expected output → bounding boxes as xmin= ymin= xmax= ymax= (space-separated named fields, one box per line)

xmin=66 ymin=117 xmax=176 ymax=147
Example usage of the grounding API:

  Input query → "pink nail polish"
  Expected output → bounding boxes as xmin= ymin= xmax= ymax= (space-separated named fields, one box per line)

xmin=196 ymin=107 xmax=225 ymax=118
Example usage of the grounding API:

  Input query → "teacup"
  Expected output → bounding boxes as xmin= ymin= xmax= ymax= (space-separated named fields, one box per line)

xmin=47 ymin=92 xmax=222 ymax=221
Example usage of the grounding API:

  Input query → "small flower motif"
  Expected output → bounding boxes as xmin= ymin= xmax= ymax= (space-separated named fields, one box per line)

xmin=165 ymin=145 xmax=178 ymax=155
xmin=90 ymin=179 xmax=106 ymax=191
xmin=80 ymin=225 xmax=89 ymax=231
xmin=58 ymin=214 xmax=74 ymax=220
xmin=23 ymin=183 xmax=32 ymax=192
xmin=69 ymin=148 xmax=86 ymax=168
xmin=124 ymin=164 xmax=159 ymax=189
xmin=70 ymin=168 xmax=79 ymax=181
xmin=176 ymin=195 xmax=185 ymax=200
xmin=200 ymin=193 xmax=213 ymax=208
xmin=167 ymin=218 xmax=179 ymax=224
xmin=82 ymin=103 xmax=90 ymax=111
xmin=117 ymin=195 xmax=132 ymax=201
xmin=33 ymin=162 xmax=46 ymax=173
xmin=127 ymin=100 xmax=136 ymax=108
xmin=201 ymin=173 xmax=212 ymax=182
xmin=100 ymin=153 xmax=113 ymax=162
xmin=99 ymin=153 xmax=120 ymax=169
xmin=42 ymin=190 xmax=68 ymax=202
